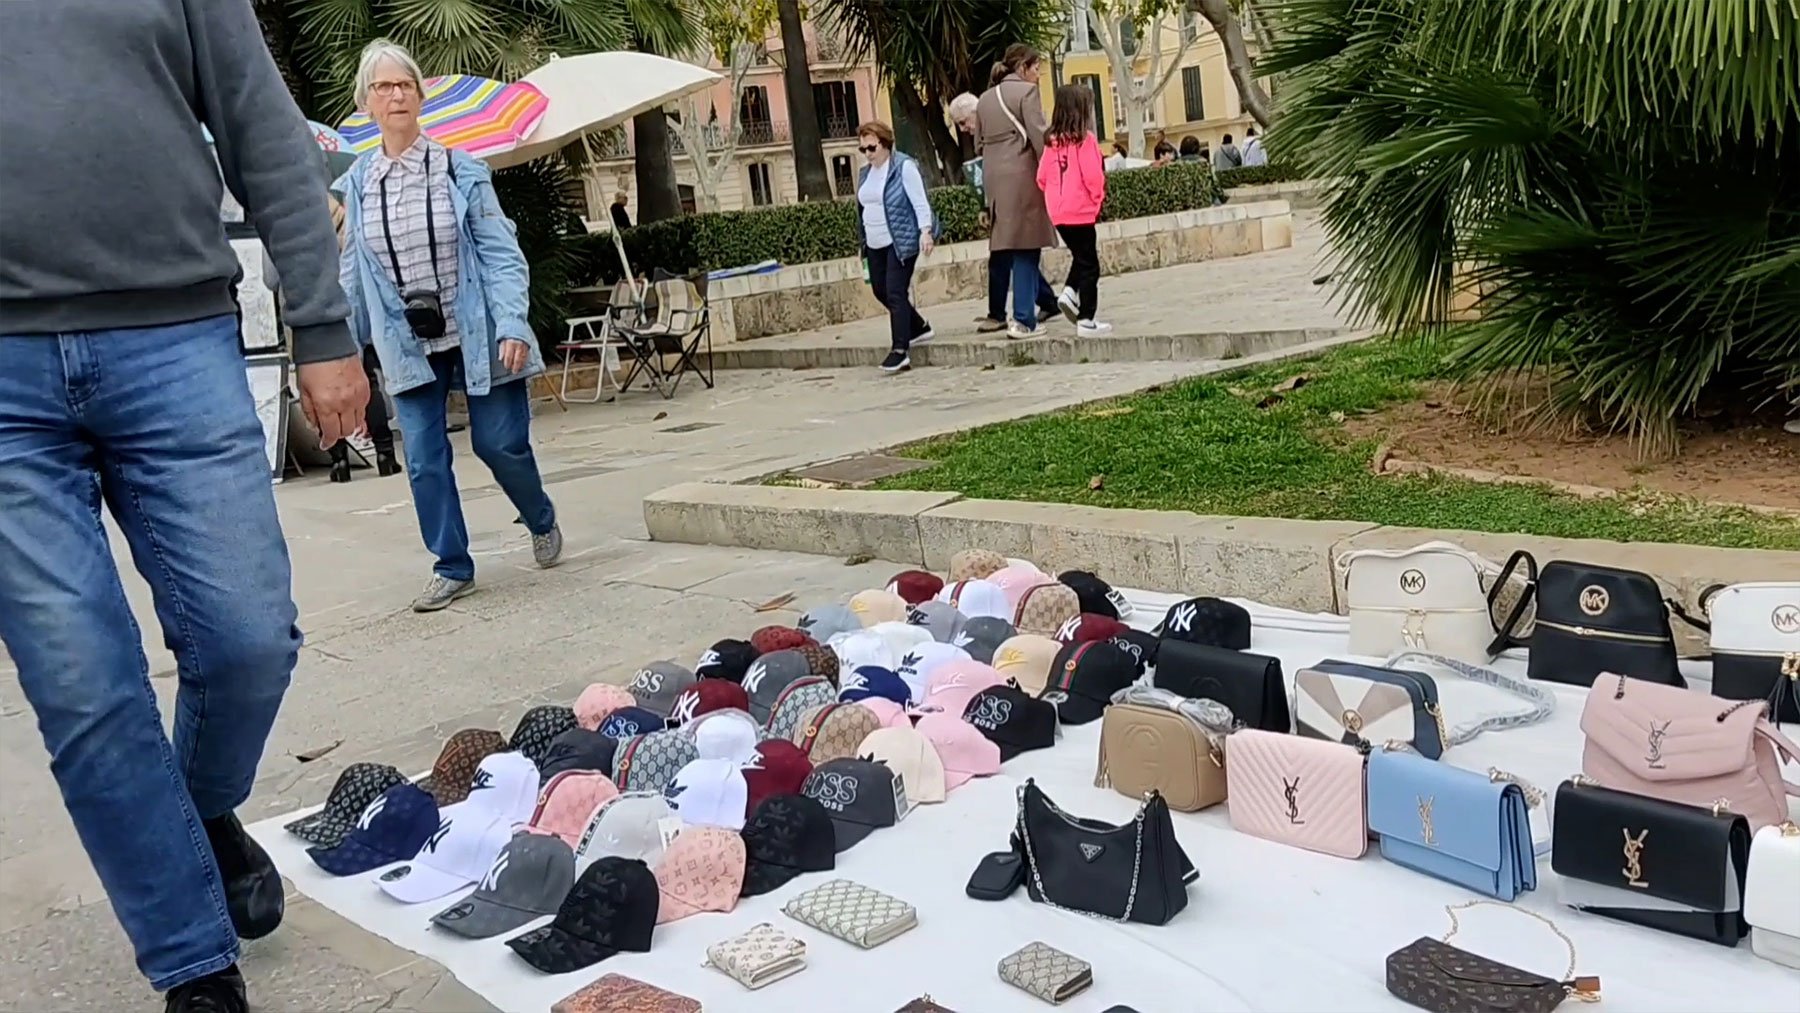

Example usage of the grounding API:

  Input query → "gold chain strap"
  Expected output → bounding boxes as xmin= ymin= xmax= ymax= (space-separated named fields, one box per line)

xmin=1488 ymin=767 xmax=1547 ymax=808
xmin=1440 ymin=901 xmax=1598 ymax=1001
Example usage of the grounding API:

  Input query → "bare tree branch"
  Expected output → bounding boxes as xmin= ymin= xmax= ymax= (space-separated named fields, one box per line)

xmin=1192 ymin=0 xmax=1273 ymax=127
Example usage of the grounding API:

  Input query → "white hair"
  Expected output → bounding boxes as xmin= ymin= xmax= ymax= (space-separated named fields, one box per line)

xmin=353 ymin=39 xmax=424 ymax=109
xmin=948 ymin=92 xmax=980 ymax=127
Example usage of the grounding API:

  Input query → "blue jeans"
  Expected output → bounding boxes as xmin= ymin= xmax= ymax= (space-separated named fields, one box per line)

xmin=989 ymin=249 xmax=1058 ymax=326
xmin=390 ymin=350 xmax=555 ymax=581
xmin=0 ymin=315 xmax=299 ymax=991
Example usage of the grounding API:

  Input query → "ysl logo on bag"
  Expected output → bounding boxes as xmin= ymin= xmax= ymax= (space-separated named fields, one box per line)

xmin=1579 ymin=585 xmax=1610 ymax=616
xmin=1399 ymin=569 xmax=1427 ymax=595
xmin=1283 ymin=776 xmax=1305 ymax=825
xmin=1417 ymin=796 xmax=1436 ymax=846
xmin=1621 ymin=828 xmax=1649 ymax=888
xmin=1773 ymin=604 xmax=1800 ymax=635
xmin=1645 ymin=720 xmax=1671 ymax=769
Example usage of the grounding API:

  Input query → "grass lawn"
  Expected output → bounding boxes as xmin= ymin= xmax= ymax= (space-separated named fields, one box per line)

xmin=869 ymin=340 xmax=1800 ymax=551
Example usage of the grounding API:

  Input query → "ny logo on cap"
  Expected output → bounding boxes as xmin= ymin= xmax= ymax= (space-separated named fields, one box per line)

xmin=1169 ymin=602 xmax=1198 ymax=633
xmin=357 ymin=795 xmax=388 ymax=830
xmin=805 ymin=771 xmax=859 ymax=812
xmin=697 ymin=649 xmax=722 ymax=670
xmin=670 ymin=693 xmax=700 ymax=726
xmin=480 ymin=851 xmax=509 ymax=892
xmin=742 ymin=661 xmax=770 ymax=696
xmin=1056 ymin=615 xmax=1082 ymax=642
xmin=630 ymin=669 xmax=663 ymax=694
xmin=968 ymin=695 xmax=1013 ymax=730
xmin=424 ymin=818 xmax=453 ymax=853
xmin=469 ymin=768 xmax=494 ymax=792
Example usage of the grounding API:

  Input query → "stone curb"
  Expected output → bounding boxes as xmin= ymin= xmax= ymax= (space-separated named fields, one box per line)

xmin=702 ymin=326 xmax=1352 ymax=371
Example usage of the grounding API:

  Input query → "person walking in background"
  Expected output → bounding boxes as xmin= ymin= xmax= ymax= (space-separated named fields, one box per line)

xmin=1038 ymin=85 xmax=1111 ymax=337
xmin=1152 ymin=140 xmax=1178 ymax=166
xmin=1242 ymin=126 xmax=1268 ymax=167
xmin=0 ymin=3 xmax=370 ymax=1011
xmin=853 ymin=120 xmax=937 ymax=374
xmin=1214 ymin=132 xmax=1244 ymax=170
xmin=610 ymin=190 xmax=633 ymax=232
xmin=977 ymin=45 xmax=1062 ymax=340
xmin=337 ymin=40 xmax=564 ymax=612
xmin=949 ymin=90 xmax=1017 ymax=336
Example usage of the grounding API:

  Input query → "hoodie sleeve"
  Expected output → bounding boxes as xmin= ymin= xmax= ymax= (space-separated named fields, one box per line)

xmin=1081 ymin=134 xmax=1107 ymax=209
xmin=1036 ymin=143 xmax=1055 ymax=195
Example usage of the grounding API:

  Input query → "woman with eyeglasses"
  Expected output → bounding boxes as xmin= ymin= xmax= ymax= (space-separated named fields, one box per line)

xmin=336 ymin=39 xmax=563 ymax=612
xmin=852 ymin=120 xmax=939 ymax=374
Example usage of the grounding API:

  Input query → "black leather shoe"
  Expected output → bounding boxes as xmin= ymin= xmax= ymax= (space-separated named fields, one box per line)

xmin=329 ymin=459 xmax=352 ymax=483
xmin=203 ymin=812 xmax=283 ymax=940
xmin=375 ymin=451 xmax=401 ymax=477
xmin=165 ymin=965 xmax=247 ymax=1013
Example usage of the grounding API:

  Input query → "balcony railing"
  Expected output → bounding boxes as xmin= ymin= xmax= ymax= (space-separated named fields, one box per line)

xmin=596 ymin=120 xmax=794 ymax=160
xmin=821 ymin=115 xmax=859 ymax=140
xmin=736 ymin=118 xmax=790 ymax=147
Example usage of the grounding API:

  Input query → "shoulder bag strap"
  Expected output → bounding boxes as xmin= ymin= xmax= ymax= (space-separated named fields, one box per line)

xmin=1753 ymin=722 xmax=1800 ymax=794
xmin=1486 ymin=550 xmax=1539 ymax=656
xmin=1665 ymin=594 xmax=1712 ymax=635
xmin=1385 ymin=651 xmax=1557 ymax=746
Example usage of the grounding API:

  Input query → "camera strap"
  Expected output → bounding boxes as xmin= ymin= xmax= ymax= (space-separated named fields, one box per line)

xmin=378 ymin=147 xmax=444 ymax=295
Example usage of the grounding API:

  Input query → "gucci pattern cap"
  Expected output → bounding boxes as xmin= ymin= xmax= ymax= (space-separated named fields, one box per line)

xmin=509 ymin=705 xmax=578 ymax=770
xmin=610 ymin=730 xmax=699 ymax=794
xmin=793 ymin=642 xmax=840 ymax=685
xmin=284 ymin=762 xmax=409 ymax=847
xmin=949 ymin=548 xmax=1007 ymax=582
xmin=505 ymin=857 xmax=660 ymax=974
xmin=988 ymin=563 xmax=1052 ymax=609
xmin=797 ymin=604 xmax=861 ymax=646
xmin=307 ymin=783 xmax=440 ymax=876
xmin=418 ymin=729 xmax=508 ymax=806
xmin=652 ymin=825 xmax=746 ymax=923
xmin=431 ymin=832 xmax=577 ymax=939
xmin=800 ymin=757 xmax=906 ymax=852
xmin=764 ymin=678 xmax=836 ymax=742
xmin=791 ymin=702 xmax=883 ymax=766
xmin=739 ymin=793 xmax=836 ymax=897
xmin=625 ymin=661 xmax=697 ymax=718
xmin=749 ymin=625 xmax=816 ymax=655
xmin=1013 ymin=582 xmax=1082 ymax=636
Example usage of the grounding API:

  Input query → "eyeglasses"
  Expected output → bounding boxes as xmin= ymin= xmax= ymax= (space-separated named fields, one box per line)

xmin=370 ymin=80 xmax=420 ymax=98
xmin=858 ymin=145 xmax=879 ymax=154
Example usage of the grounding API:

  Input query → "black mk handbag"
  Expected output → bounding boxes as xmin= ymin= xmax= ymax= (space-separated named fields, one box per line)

xmin=1014 ymin=779 xmax=1193 ymax=925
xmin=1152 ymin=639 xmax=1290 ymax=732
xmin=1491 ymin=554 xmax=1685 ymax=688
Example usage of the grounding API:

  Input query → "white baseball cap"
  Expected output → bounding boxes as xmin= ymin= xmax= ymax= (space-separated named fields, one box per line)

xmin=664 ymin=758 xmax=749 ymax=831
xmin=894 ymin=641 xmax=972 ymax=703
xmin=936 ymin=579 xmax=1011 ymax=621
xmin=868 ymin=621 xmax=932 ymax=662
xmin=830 ymin=629 xmax=895 ymax=675
xmin=858 ymin=726 xmax=946 ymax=807
xmin=376 ymin=751 xmax=539 ymax=904
xmin=691 ymin=710 xmax=760 ymax=765
xmin=575 ymin=791 xmax=672 ymax=867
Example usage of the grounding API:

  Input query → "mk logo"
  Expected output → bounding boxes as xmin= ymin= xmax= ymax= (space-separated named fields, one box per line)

xmin=1773 ymin=604 xmax=1800 ymax=635
xmin=670 ymin=692 xmax=700 ymax=725
xmin=1646 ymin=720 xmax=1671 ymax=769
xmin=742 ymin=661 xmax=770 ymax=696
xmin=1169 ymin=602 xmax=1198 ymax=633
xmin=1579 ymin=585 xmax=1610 ymax=617
xmin=1399 ymin=569 xmax=1427 ymax=595
xmin=424 ymin=817 xmax=452 ymax=853
xmin=1283 ymin=776 xmax=1305 ymax=825
xmin=1079 ymin=843 xmax=1104 ymax=862
xmin=1056 ymin=615 xmax=1082 ymax=642
xmin=357 ymin=795 xmax=388 ymax=830
xmin=1622 ymin=828 xmax=1649 ymax=888
xmin=479 ymin=852 xmax=509 ymax=892
xmin=1417 ymin=796 xmax=1436 ymax=846
xmin=469 ymin=768 xmax=494 ymax=792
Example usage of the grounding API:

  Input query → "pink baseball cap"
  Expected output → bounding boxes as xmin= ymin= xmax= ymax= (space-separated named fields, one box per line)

xmin=987 ymin=564 xmax=1051 ymax=609
xmin=855 ymin=697 xmax=913 ymax=729
xmin=527 ymin=771 xmax=620 ymax=847
xmin=922 ymin=660 xmax=1007 ymax=718
xmin=915 ymin=712 xmax=1002 ymax=791
xmin=573 ymin=684 xmax=636 ymax=731
xmin=652 ymin=825 xmax=746 ymax=923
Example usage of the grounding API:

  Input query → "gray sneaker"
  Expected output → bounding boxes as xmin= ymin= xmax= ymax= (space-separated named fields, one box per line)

xmin=412 ymin=575 xmax=474 ymax=613
xmin=532 ymin=525 xmax=564 ymax=568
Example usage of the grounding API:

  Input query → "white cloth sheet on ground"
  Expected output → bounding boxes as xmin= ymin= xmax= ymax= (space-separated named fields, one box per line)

xmin=250 ymin=591 xmax=1799 ymax=1013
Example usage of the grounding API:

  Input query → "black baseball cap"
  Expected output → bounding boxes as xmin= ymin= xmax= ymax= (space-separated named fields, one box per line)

xmin=1155 ymin=597 xmax=1251 ymax=650
xmin=739 ymin=793 xmax=838 ymax=897
xmin=800 ymin=758 xmax=907 ymax=853
xmin=1040 ymin=641 xmax=1138 ymax=725
xmin=508 ymin=705 xmax=579 ymax=769
xmin=1057 ymin=570 xmax=1120 ymax=619
xmin=284 ymin=762 xmax=409 ymax=847
xmin=505 ymin=856 xmax=659 ymax=973
xmin=962 ymin=685 xmax=1057 ymax=761
xmin=1109 ymin=629 xmax=1160 ymax=676
xmin=696 ymin=638 xmax=760 ymax=683
xmin=538 ymin=728 xmax=620 ymax=780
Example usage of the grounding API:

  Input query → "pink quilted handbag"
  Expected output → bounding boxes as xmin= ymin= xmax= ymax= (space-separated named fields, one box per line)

xmin=1580 ymin=672 xmax=1800 ymax=831
xmin=1225 ymin=729 xmax=1368 ymax=858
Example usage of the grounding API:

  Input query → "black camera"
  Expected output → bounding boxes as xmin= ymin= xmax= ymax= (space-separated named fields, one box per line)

xmin=402 ymin=289 xmax=446 ymax=339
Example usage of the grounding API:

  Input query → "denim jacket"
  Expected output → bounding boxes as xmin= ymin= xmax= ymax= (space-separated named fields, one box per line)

xmin=335 ymin=146 xmax=544 ymax=396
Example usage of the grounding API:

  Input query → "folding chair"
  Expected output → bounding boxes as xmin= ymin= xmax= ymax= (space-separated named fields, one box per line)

xmin=557 ymin=279 xmax=640 ymax=403
xmin=613 ymin=269 xmax=714 ymax=399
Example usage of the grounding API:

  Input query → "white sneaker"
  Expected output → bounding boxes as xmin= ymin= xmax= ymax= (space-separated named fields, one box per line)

xmin=1077 ymin=320 xmax=1114 ymax=336
xmin=1007 ymin=321 xmax=1046 ymax=340
xmin=1057 ymin=287 xmax=1080 ymax=324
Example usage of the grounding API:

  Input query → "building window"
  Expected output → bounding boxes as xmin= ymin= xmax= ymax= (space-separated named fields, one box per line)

xmin=1072 ymin=73 xmax=1106 ymax=138
xmin=1182 ymin=65 xmax=1205 ymax=122
xmin=678 ymin=184 xmax=696 ymax=215
xmin=740 ymin=85 xmax=773 ymax=144
xmin=748 ymin=163 xmax=774 ymax=206
xmin=814 ymin=81 xmax=861 ymax=139
xmin=1069 ymin=0 xmax=1092 ymax=52
xmin=832 ymin=155 xmax=855 ymax=197
xmin=1181 ymin=10 xmax=1200 ymax=43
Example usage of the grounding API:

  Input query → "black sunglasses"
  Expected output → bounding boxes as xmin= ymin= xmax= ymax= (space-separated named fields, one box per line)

xmin=858 ymin=144 xmax=880 ymax=154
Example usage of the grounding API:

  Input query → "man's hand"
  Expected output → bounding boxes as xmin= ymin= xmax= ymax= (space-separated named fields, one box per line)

xmin=499 ymin=338 xmax=530 ymax=374
xmin=296 ymin=356 xmax=369 ymax=448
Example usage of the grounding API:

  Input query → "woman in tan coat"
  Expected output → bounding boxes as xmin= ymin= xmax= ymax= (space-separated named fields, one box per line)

xmin=976 ymin=44 xmax=1062 ymax=339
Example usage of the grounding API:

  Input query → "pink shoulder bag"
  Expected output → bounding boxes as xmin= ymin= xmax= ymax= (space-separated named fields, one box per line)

xmin=1580 ymin=672 xmax=1800 ymax=830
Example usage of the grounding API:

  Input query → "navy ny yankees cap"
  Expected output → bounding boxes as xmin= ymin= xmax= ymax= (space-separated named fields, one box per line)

xmin=307 ymin=783 xmax=440 ymax=876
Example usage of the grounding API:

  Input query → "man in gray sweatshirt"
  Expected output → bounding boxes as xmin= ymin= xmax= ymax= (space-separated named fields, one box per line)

xmin=0 ymin=3 xmax=370 ymax=1011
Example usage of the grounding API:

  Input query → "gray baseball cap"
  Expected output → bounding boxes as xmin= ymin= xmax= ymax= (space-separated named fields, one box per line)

xmin=429 ymin=833 xmax=576 ymax=939
xmin=907 ymin=600 xmax=968 ymax=645
xmin=574 ymin=792 xmax=671 ymax=867
xmin=797 ymin=604 xmax=860 ymax=645
xmin=624 ymin=661 xmax=697 ymax=718
xmin=958 ymin=616 xmax=1017 ymax=664
xmin=744 ymin=650 xmax=815 ymax=725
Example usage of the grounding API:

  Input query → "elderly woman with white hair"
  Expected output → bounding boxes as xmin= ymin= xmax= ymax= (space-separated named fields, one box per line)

xmin=952 ymin=79 xmax=1059 ymax=335
xmin=336 ymin=40 xmax=564 ymax=612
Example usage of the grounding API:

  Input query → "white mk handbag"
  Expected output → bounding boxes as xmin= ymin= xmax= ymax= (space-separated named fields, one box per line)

xmin=1337 ymin=541 xmax=1497 ymax=664
xmin=1746 ymin=821 xmax=1800 ymax=969
xmin=1702 ymin=581 xmax=1800 ymax=724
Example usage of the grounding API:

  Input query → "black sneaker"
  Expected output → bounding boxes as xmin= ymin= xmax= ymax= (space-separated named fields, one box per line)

xmin=165 ymin=966 xmax=247 ymax=1013
xmin=880 ymin=350 xmax=911 ymax=373
xmin=203 ymin=812 xmax=283 ymax=940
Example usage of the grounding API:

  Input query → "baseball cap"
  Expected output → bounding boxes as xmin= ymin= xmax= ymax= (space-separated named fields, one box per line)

xmin=894 ymin=641 xmax=971 ymax=702
xmin=1056 ymin=613 xmax=1131 ymax=645
xmin=377 ymin=751 xmax=540 ymax=903
xmin=431 ymin=832 xmax=577 ymax=939
xmin=914 ymin=712 xmax=1001 ymax=791
xmin=505 ymin=856 xmax=659 ymax=973
xmin=963 ymin=685 xmax=1058 ymax=760
xmin=611 ymin=730 xmax=699 ymax=794
xmin=749 ymin=625 xmax=815 ymax=655
xmin=539 ymin=728 xmax=621 ymax=780
xmin=838 ymin=666 xmax=912 ymax=707
xmin=285 ymin=762 xmax=409 ymax=847
xmin=527 ymin=770 xmax=620 ymax=847
xmin=667 ymin=680 xmax=749 ymax=728
xmin=956 ymin=616 xmax=1017 ymax=663
xmin=794 ymin=642 xmax=840 ymax=684
xmin=849 ymin=588 xmax=909 ymax=627
xmin=695 ymin=638 xmax=759 ymax=684
xmin=990 ymin=634 xmax=1063 ymax=696
xmin=508 ymin=706 xmax=578 ymax=770
xmin=801 ymin=757 xmax=908 ymax=852
xmin=742 ymin=650 xmax=814 ymax=724
xmin=625 ymin=661 xmax=697 ymax=718
xmin=1042 ymin=641 xmax=1139 ymax=725
xmin=763 ymin=677 xmax=836 ymax=742
xmin=792 ymin=702 xmax=883 ymax=765
xmin=1110 ymin=629 xmax=1160 ymax=676
xmin=1013 ymin=581 xmax=1082 ymax=636
xmin=573 ymin=684 xmax=636 ymax=731
xmin=652 ymin=825 xmax=747 ymax=923
xmin=936 ymin=579 xmax=1011 ymax=621
xmin=869 ymin=620 xmax=932 ymax=661
xmin=949 ymin=548 xmax=1007 ymax=582
xmin=797 ymin=603 xmax=861 ymax=645
xmin=907 ymin=600 xmax=968 ymax=645
xmin=1058 ymin=570 xmax=1130 ymax=619
xmin=739 ymin=794 xmax=837 ymax=897
xmin=831 ymin=629 xmax=895 ymax=674
xmin=598 ymin=706 xmax=665 ymax=740
xmin=857 ymin=726 xmax=946 ymax=807
xmin=664 ymin=758 xmax=749 ymax=831
xmin=886 ymin=570 xmax=944 ymax=605
xmin=988 ymin=563 xmax=1051 ymax=608
xmin=921 ymin=660 xmax=1007 ymax=718
xmin=741 ymin=740 xmax=814 ymax=814
xmin=417 ymin=729 xmax=507 ymax=806
xmin=691 ymin=710 xmax=760 ymax=765
xmin=307 ymin=783 xmax=440 ymax=876
xmin=1156 ymin=596 xmax=1252 ymax=650
xmin=575 ymin=792 xmax=672 ymax=866
xmin=855 ymin=697 xmax=912 ymax=729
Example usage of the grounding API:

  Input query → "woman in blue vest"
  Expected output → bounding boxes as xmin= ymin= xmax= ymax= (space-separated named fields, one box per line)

xmin=853 ymin=120 xmax=938 ymax=373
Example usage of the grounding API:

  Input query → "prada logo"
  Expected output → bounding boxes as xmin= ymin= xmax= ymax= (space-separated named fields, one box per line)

xmin=1418 ymin=796 xmax=1436 ymax=846
xmin=1579 ymin=585 xmax=1609 ymax=616
xmin=1645 ymin=719 xmax=1670 ymax=769
xmin=1622 ymin=828 xmax=1648 ymax=888
xmin=1399 ymin=569 xmax=1426 ymax=595
xmin=1283 ymin=776 xmax=1305 ymax=825
xmin=1079 ymin=843 xmax=1103 ymax=862
xmin=1773 ymin=604 xmax=1800 ymax=635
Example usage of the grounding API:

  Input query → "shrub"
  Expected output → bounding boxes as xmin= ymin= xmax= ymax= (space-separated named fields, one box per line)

xmin=1216 ymin=164 xmax=1304 ymax=188
xmin=575 ymin=161 xmax=1222 ymax=284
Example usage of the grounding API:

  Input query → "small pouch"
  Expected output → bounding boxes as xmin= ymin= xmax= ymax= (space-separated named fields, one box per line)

xmin=783 ymin=879 xmax=917 ymax=948
xmin=1296 ymin=659 xmax=1444 ymax=758
xmin=998 ymin=941 xmax=1094 ymax=1005
xmin=1746 ymin=820 xmax=1800 ymax=969
xmin=703 ymin=922 xmax=806 ymax=990
xmin=966 ymin=849 xmax=1026 ymax=900
xmin=551 ymin=974 xmax=701 ymax=1013
xmin=1386 ymin=901 xmax=1598 ymax=1012
xmin=1153 ymin=639 xmax=1290 ymax=732
xmin=1366 ymin=747 xmax=1540 ymax=901
xmin=1225 ymin=729 xmax=1367 ymax=859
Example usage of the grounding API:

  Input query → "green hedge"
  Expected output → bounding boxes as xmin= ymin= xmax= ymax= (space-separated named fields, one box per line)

xmin=577 ymin=160 xmax=1222 ymax=284
xmin=1215 ymin=163 xmax=1304 ymax=188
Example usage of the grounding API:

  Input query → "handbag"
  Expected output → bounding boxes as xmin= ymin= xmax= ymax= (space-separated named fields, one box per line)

xmin=1693 ymin=581 xmax=1800 ymax=723
xmin=1386 ymin=901 xmax=1598 ymax=1013
xmin=1015 ymin=778 xmax=1191 ymax=925
xmin=1746 ymin=821 xmax=1800 ymax=968
xmin=1294 ymin=659 xmax=1446 ymax=758
xmin=998 ymin=942 xmax=1093 ymax=1005
xmin=703 ymin=922 xmax=807 ymax=990
xmin=1579 ymin=672 xmax=1800 ymax=831
xmin=1491 ymin=556 xmax=1685 ymax=687
xmin=1224 ymin=729 xmax=1368 ymax=859
xmin=1366 ymin=748 xmax=1540 ymax=901
xmin=1338 ymin=541 xmax=1498 ymax=663
xmin=1095 ymin=687 xmax=1232 ymax=812
xmin=1153 ymin=639 xmax=1290 ymax=732
xmin=782 ymin=879 xmax=917 ymax=948
xmin=1551 ymin=776 xmax=1751 ymax=946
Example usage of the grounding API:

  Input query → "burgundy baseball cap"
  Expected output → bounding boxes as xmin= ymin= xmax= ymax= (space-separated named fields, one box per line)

xmin=750 ymin=626 xmax=816 ymax=655
xmin=741 ymin=740 xmax=814 ymax=816
xmin=886 ymin=570 xmax=945 ymax=606
xmin=668 ymin=680 xmax=750 ymax=727
xmin=1056 ymin=613 xmax=1132 ymax=645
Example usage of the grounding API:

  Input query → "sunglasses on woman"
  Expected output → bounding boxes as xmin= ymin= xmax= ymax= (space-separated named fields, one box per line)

xmin=858 ymin=144 xmax=879 ymax=154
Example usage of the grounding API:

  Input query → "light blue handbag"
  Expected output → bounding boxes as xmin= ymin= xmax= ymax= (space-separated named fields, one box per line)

xmin=1366 ymin=748 xmax=1540 ymax=900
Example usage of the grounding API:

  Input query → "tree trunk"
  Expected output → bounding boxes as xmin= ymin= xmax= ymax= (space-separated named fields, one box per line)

xmin=632 ymin=35 xmax=684 ymax=223
xmin=890 ymin=81 xmax=957 ymax=187
xmin=1124 ymin=94 xmax=1147 ymax=159
xmin=1193 ymin=0 xmax=1274 ymax=127
xmin=918 ymin=83 xmax=966 ymax=185
xmin=777 ymin=0 xmax=833 ymax=202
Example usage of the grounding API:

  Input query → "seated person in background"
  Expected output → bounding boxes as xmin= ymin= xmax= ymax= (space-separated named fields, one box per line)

xmin=1178 ymin=136 xmax=1206 ymax=163
xmin=1152 ymin=140 xmax=1178 ymax=167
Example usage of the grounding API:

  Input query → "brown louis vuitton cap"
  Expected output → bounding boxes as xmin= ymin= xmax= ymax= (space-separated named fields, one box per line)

xmin=418 ymin=728 xmax=508 ymax=806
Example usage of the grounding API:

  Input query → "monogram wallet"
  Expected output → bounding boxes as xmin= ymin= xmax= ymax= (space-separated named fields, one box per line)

xmin=550 ymin=974 xmax=701 ymax=1013
xmin=703 ymin=922 xmax=806 ymax=990
xmin=782 ymin=878 xmax=917 ymax=948
xmin=998 ymin=941 xmax=1093 ymax=1005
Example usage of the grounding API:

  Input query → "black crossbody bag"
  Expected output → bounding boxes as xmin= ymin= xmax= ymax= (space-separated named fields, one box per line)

xmin=1152 ymin=639 xmax=1290 ymax=732
xmin=1014 ymin=779 xmax=1193 ymax=925
xmin=1490 ymin=554 xmax=1685 ymax=688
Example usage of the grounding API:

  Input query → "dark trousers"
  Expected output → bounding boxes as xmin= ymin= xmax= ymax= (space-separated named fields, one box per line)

xmin=988 ymin=250 xmax=1058 ymax=324
xmin=1056 ymin=224 xmax=1100 ymax=321
xmin=328 ymin=345 xmax=393 ymax=463
xmin=866 ymin=245 xmax=929 ymax=352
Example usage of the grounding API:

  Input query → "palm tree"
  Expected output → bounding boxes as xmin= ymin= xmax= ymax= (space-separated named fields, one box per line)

xmin=778 ymin=0 xmax=834 ymax=202
xmin=623 ymin=0 xmax=706 ymax=223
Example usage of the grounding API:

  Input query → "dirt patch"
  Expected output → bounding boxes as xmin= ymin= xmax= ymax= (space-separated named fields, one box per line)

xmin=1344 ymin=381 xmax=1800 ymax=511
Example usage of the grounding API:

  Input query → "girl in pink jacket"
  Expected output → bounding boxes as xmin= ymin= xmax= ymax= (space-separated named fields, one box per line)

xmin=1037 ymin=85 xmax=1110 ymax=335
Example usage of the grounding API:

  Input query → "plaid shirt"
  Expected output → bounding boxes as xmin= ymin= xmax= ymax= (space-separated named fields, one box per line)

xmin=361 ymin=135 xmax=461 ymax=353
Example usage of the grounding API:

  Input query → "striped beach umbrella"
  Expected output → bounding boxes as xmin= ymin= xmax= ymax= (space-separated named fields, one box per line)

xmin=338 ymin=74 xmax=548 ymax=160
